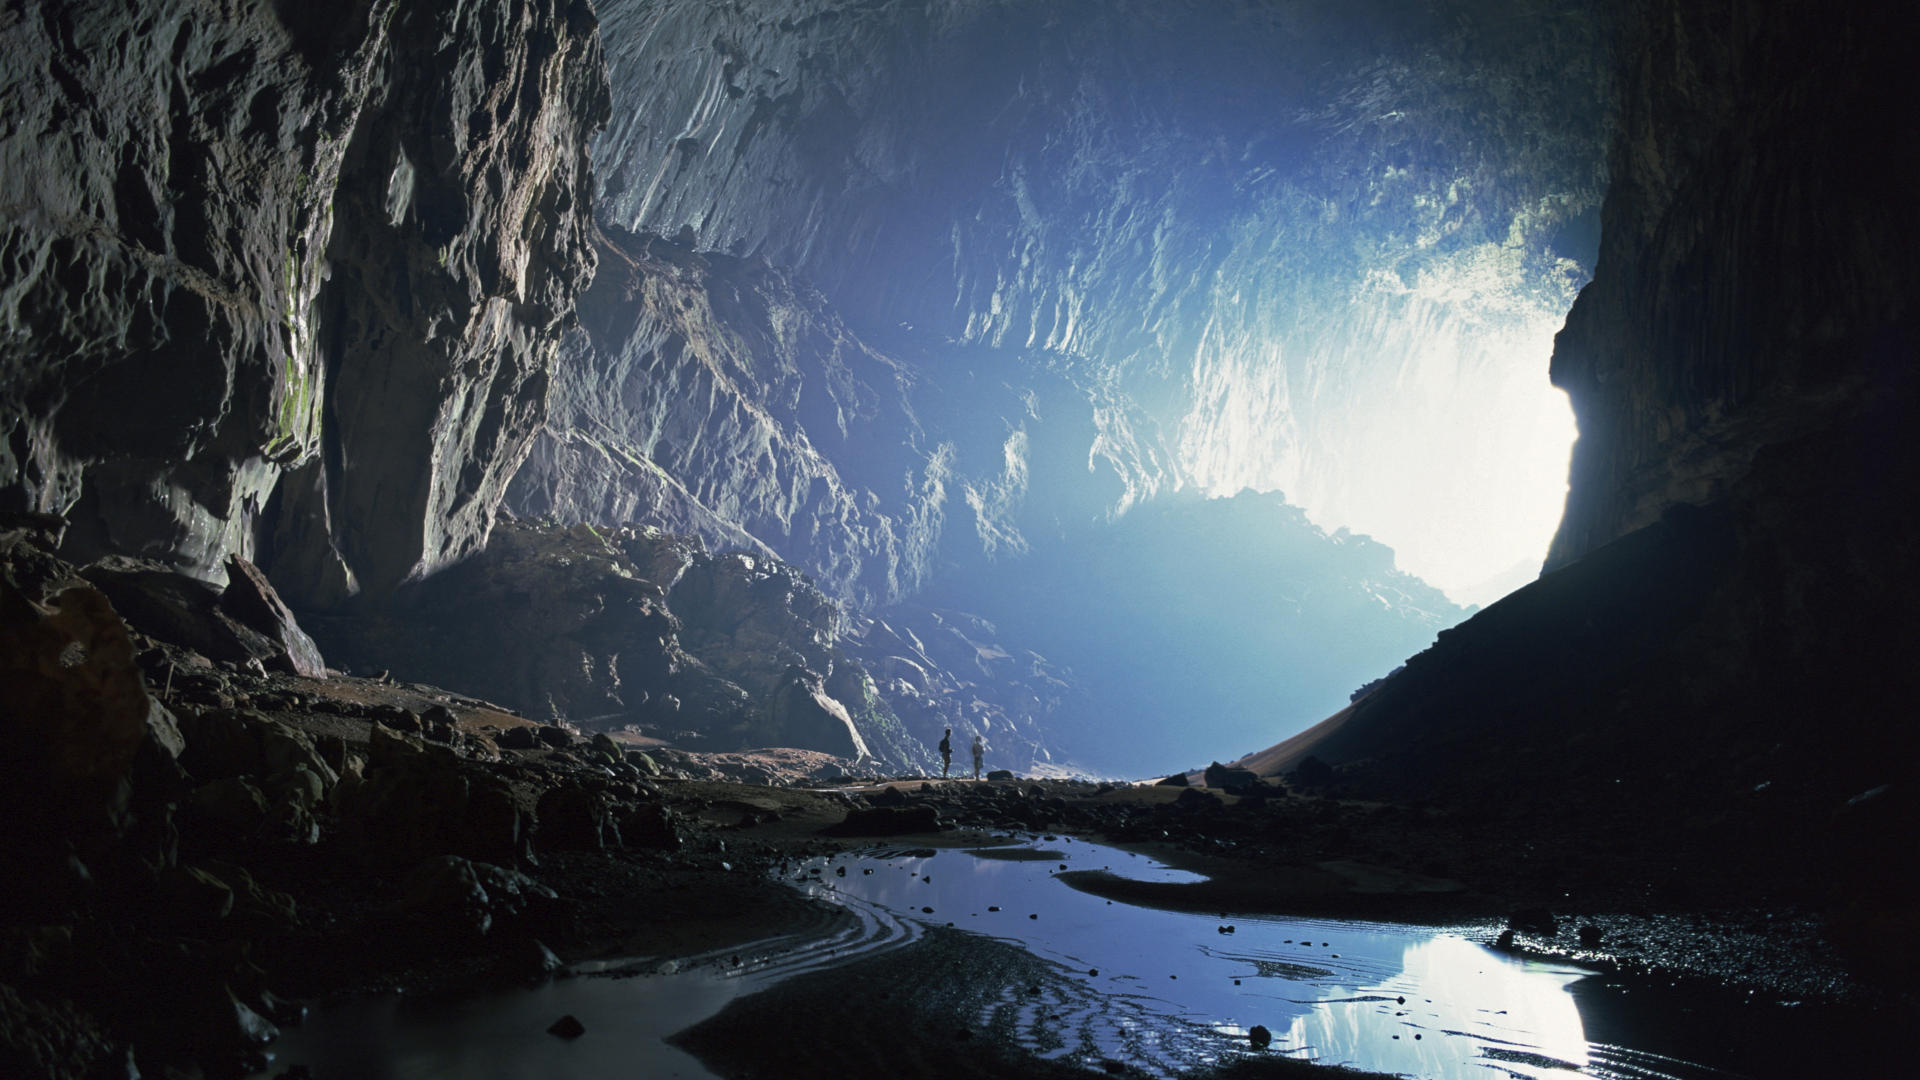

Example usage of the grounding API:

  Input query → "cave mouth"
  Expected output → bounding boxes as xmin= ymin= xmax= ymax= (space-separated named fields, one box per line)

xmin=587 ymin=0 xmax=1612 ymax=613
xmin=1178 ymin=261 xmax=1583 ymax=610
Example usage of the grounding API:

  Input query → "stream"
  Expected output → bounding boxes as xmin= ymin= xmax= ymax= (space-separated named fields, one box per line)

xmin=252 ymin=838 xmax=1894 ymax=1079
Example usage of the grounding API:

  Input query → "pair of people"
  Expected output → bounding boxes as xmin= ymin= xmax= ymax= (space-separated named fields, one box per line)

xmin=937 ymin=727 xmax=987 ymax=780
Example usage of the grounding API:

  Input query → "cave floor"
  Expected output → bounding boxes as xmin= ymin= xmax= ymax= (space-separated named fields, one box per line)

xmin=6 ymin=664 xmax=1912 ymax=1079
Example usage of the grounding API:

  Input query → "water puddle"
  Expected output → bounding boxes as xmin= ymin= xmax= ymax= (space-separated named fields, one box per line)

xmin=254 ymin=838 xmax=1892 ymax=1079
xmin=792 ymin=839 xmax=1740 ymax=1079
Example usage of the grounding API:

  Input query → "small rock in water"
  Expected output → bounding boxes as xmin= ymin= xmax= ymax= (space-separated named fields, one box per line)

xmin=1578 ymin=924 xmax=1604 ymax=947
xmin=1249 ymin=1024 xmax=1272 ymax=1048
xmin=922 ymin=906 xmax=934 ymax=914
xmin=547 ymin=1015 xmax=586 ymax=1038
xmin=1088 ymin=968 xmax=1099 ymax=976
xmin=988 ymin=905 xmax=1001 ymax=912
xmin=1029 ymin=913 xmax=1038 ymax=920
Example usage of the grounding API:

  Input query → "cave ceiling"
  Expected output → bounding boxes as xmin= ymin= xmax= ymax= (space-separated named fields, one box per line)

xmin=588 ymin=0 xmax=1616 ymax=600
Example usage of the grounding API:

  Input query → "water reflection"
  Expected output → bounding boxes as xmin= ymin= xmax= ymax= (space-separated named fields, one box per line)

xmin=797 ymin=840 xmax=1733 ymax=1079
xmin=254 ymin=838 xmax=1764 ymax=1080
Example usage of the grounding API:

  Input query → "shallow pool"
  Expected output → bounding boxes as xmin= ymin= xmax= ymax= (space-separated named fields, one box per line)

xmin=789 ymin=840 xmax=1737 ymax=1079
xmin=254 ymin=837 xmax=1894 ymax=1079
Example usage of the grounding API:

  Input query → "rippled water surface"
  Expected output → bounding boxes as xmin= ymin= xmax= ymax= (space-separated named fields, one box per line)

xmin=791 ymin=840 xmax=1741 ymax=1079
xmin=256 ymin=838 xmax=1887 ymax=1079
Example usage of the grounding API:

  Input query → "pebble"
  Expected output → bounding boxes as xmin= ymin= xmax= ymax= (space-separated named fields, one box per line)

xmin=546 ymin=1015 xmax=586 ymax=1039
xmin=1249 ymin=1024 xmax=1272 ymax=1048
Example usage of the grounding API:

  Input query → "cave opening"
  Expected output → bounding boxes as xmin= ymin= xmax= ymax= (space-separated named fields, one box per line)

xmin=4 ymin=1 xmax=1916 ymax=1076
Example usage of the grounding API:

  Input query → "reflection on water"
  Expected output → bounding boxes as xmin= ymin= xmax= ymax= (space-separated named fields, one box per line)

xmin=255 ymin=837 xmax=1831 ymax=1079
xmin=795 ymin=839 xmax=1737 ymax=1080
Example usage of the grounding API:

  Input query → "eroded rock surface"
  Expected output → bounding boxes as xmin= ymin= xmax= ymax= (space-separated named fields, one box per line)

xmin=0 ymin=0 xmax=609 ymax=605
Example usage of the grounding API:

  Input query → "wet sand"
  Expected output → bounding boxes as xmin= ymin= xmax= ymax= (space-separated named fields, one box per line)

xmin=673 ymin=926 xmax=1393 ymax=1079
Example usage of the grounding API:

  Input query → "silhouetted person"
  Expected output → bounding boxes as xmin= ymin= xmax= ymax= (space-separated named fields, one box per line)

xmin=971 ymin=734 xmax=986 ymax=780
xmin=938 ymin=727 xmax=952 ymax=778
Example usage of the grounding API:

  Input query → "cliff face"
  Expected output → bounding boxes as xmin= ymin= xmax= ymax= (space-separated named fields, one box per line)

xmin=1546 ymin=0 xmax=1918 ymax=566
xmin=1255 ymin=0 xmax=1918 ymax=931
xmin=506 ymin=226 xmax=943 ymax=608
xmin=0 ymin=0 xmax=609 ymax=604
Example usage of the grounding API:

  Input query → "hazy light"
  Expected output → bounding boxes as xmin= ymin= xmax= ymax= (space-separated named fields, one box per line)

xmin=1178 ymin=240 xmax=1579 ymax=608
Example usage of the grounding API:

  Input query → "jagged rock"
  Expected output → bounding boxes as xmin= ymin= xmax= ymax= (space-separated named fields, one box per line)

xmin=497 ymin=726 xmax=539 ymax=750
xmin=1174 ymin=788 xmax=1221 ymax=810
xmin=397 ymin=855 xmax=558 ymax=937
xmin=0 ymin=0 xmax=609 ymax=601
xmin=1204 ymin=762 xmax=1260 ymax=795
xmin=183 ymin=778 xmax=271 ymax=840
xmin=546 ymin=1014 xmax=585 ymax=1039
xmin=535 ymin=785 xmax=621 ymax=852
xmin=156 ymin=865 xmax=236 ymax=925
xmin=217 ymin=556 xmax=325 ymax=678
xmin=765 ymin=668 xmax=870 ymax=761
xmin=618 ymin=802 xmax=681 ymax=851
xmin=330 ymin=730 xmax=530 ymax=869
xmin=1155 ymin=773 xmax=1191 ymax=788
xmin=825 ymin=805 xmax=943 ymax=837
xmin=0 ymin=569 xmax=183 ymax=903
xmin=1291 ymin=757 xmax=1334 ymax=787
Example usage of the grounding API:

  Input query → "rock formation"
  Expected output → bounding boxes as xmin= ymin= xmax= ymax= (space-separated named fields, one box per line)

xmin=1241 ymin=0 xmax=1919 ymax=959
xmin=0 ymin=0 xmax=609 ymax=605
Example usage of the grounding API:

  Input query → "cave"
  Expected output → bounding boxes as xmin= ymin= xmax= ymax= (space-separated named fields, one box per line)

xmin=1 ymin=1 xmax=1914 ymax=1077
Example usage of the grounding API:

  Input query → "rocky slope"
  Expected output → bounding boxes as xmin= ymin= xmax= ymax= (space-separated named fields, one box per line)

xmin=1241 ymin=0 xmax=1920 ymax=969
xmin=0 ymin=0 xmax=608 ymax=605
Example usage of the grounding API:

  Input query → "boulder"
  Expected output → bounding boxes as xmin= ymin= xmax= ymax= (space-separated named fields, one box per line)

xmin=1203 ymin=762 xmax=1260 ymax=794
xmin=397 ymin=855 xmax=557 ymax=937
xmin=824 ymin=805 xmax=943 ymax=836
xmin=535 ymin=785 xmax=621 ymax=852
xmin=217 ymin=556 xmax=325 ymax=678
xmin=766 ymin=667 xmax=870 ymax=760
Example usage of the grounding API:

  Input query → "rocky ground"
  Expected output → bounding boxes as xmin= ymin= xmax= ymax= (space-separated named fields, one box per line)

xmin=4 ymin=518 xmax=1912 ymax=1080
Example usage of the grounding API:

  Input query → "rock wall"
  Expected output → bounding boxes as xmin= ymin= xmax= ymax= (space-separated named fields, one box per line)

xmin=586 ymin=0 xmax=1613 ymax=594
xmin=1546 ymin=0 xmax=1918 ymax=566
xmin=507 ymin=225 xmax=1181 ymax=608
xmin=1257 ymin=0 xmax=1919 ymax=920
xmin=507 ymin=226 xmax=941 ymax=607
xmin=0 ymin=0 xmax=609 ymax=605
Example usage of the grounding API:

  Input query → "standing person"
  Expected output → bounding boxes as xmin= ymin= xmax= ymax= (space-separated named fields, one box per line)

xmin=971 ymin=734 xmax=986 ymax=780
xmin=938 ymin=728 xmax=952 ymax=778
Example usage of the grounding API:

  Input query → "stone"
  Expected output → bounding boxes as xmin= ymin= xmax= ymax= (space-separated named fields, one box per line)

xmin=618 ymin=802 xmax=681 ymax=851
xmin=535 ymin=785 xmax=620 ymax=852
xmin=497 ymin=726 xmax=540 ymax=750
xmin=547 ymin=1015 xmax=586 ymax=1039
xmin=217 ymin=557 xmax=326 ymax=678
xmin=824 ymin=805 xmax=943 ymax=837
xmin=1249 ymin=1025 xmax=1272 ymax=1049
xmin=1507 ymin=908 xmax=1559 ymax=937
xmin=987 ymin=769 xmax=1016 ymax=782
xmin=1203 ymin=762 xmax=1260 ymax=794
xmin=1155 ymin=773 xmax=1190 ymax=788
